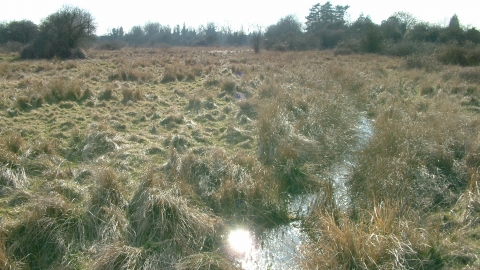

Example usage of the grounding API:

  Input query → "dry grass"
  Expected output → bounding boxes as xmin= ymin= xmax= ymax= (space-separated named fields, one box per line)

xmin=348 ymin=94 xmax=477 ymax=213
xmin=109 ymin=68 xmax=152 ymax=82
xmin=122 ymin=87 xmax=144 ymax=103
xmin=176 ymin=252 xmax=239 ymax=270
xmin=166 ymin=147 xmax=288 ymax=225
xmin=128 ymin=175 xmax=219 ymax=254
xmin=302 ymin=201 xmax=442 ymax=269
xmin=1 ymin=47 xmax=480 ymax=268
xmin=6 ymin=194 xmax=85 ymax=269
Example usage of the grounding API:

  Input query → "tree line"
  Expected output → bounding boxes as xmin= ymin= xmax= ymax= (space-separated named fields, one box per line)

xmin=262 ymin=2 xmax=480 ymax=56
xmin=1 ymin=2 xmax=479 ymax=61
xmin=99 ymin=22 xmax=254 ymax=48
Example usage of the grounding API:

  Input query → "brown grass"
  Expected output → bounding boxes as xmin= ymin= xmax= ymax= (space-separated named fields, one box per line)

xmin=128 ymin=175 xmax=219 ymax=254
xmin=348 ymin=94 xmax=477 ymax=213
xmin=6 ymin=194 xmax=85 ymax=269
xmin=302 ymin=201 xmax=442 ymax=269
xmin=1 ymin=47 xmax=480 ymax=268
xmin=122 ymin=87 xmax=144 ymax=103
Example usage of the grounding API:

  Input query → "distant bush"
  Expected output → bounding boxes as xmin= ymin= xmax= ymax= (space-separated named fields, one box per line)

xmin=361 ymin=23 xmax=384 ymax=53
xmin=437 ymin=43 xmax=480 ymax=66
xmin=97 ymin=41 xmax=123 ymax=51
xmin=21 ymin=5 xmax=96 ymax=59
xmin=383 ymin=41 xmax=428 ymax=56
xmin=404 ymin=54 xmax=438 ymax=71
xmin=0 ymin=20 xmax=38 ymax=45
xmin=264 ymin=15 xmax=306 ymax=51
xmin=251 ymin=31 xmax=262 ymax=53
xmin=0 ymin=41 xmax=23 ymax=53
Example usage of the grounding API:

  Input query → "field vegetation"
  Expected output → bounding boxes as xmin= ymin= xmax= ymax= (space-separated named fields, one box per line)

xmin=0 ymin=45 xmax=479 ymax=269
xmin=1 ymin=2 xmax=480 ymax=269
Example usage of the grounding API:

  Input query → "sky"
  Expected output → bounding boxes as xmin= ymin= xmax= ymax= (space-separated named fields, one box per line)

xmin=1 ymin=0 xmax=479 ymax=36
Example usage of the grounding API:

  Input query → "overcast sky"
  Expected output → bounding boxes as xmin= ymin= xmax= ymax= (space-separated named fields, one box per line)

xmin=1 ymin=0 xmax=479 ymax=35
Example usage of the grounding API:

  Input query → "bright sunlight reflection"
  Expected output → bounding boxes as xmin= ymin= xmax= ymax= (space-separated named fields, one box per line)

xmin=228 ymin=229 xmax=254 ymax=255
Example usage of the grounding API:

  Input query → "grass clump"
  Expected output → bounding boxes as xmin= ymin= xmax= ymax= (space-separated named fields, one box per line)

xmin=122 ymin=87 xmax=144 ymax=103
xmin=256 ymin=88 xmax=357 ymax=192
xmin=93 ymin=242 xmax=175 ymax=270
xmin=161 ymin=67 xmax=178 ymax=83
xmin=302 ymin=200 xmax=443 ymax=269
xmin=44 ymin=77 xmax=84 ymax=103
xmin=98 ymin=85 xmax=116 ymax=101
xmin=221 ymin=79 xmax=236 ymax=94
xmin=3 ymin=131 xmax=25 ymax=154
xmin=0 ymin=165 xmax=27 ymax=190
xmin=167 ymin=148 xmax=288 ymax=226
xmin=6 ymin=194 xmax=85 ymax=269
xmin=348 ymin=96 xmax=475 ymax=213
xmin=109 ymin=68 xmax=152 ymax=82
xmin=128 ymin=175 xmax=219 ymax=255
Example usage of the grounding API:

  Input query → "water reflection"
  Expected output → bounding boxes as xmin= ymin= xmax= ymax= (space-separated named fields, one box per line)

xmin=228 ymin=229 xmax=254 ymax=255
xmin=227 ymin=229 xmax=259 ymax=269
xmin=226 ymin=223 xmax=306 ymax=270
xmin=225 ymin=116 xmax=373 ymax=269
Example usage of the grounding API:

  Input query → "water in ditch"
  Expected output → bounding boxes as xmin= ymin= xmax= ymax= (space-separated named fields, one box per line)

xmin=225 ymin=115 xmax=373 ymax=269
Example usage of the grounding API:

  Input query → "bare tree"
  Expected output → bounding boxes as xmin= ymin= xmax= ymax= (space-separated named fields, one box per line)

xmin=21 ymin=5 xmax=96 ymax=59
xmin=251 ymin=31 xmax=262 ymax=53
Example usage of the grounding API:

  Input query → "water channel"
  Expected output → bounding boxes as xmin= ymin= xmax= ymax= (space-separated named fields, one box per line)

xmin=225 ymin=115 xmax=373 ymax=269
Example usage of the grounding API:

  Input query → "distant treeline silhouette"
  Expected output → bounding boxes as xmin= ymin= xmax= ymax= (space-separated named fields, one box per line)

xmin=1 ymin=2 xmax=479 ymax=62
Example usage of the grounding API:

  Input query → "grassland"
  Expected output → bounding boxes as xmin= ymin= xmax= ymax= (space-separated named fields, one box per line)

xmin=0 ymin=47 xmax=479 ymax=269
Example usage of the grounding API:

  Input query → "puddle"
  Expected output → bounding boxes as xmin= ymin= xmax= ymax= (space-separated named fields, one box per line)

xmin=227 ymin=222 xmax=307 ymax=270
xmin=226 ymin=115 xmax=373 ymax=269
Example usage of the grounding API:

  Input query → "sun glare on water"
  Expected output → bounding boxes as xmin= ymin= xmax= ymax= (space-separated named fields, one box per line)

xmin=228 ymin=229 xmax=254 ymax=254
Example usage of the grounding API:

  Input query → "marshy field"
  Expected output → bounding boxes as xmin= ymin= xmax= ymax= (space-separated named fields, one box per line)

xmin=1 ymin=47 xmax=480 ymax=269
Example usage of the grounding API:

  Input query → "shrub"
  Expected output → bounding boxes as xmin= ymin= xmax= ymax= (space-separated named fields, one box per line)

xmin=251 ymin=31 xmax=262 ymax=53
xmin=21 ymin=5 xmax=96 ymax=59
xmin=361 ymin=23 xmax=384 ymax=53
xmin=383 ymin=41 xmax=425 ymax=56
xmin=437 ymin=44 xmax=480 ymax=66
xmin=264 ymin=15 xmax=305 ymax=51
xmin=0 ymin=20 xmax=38 ymax=45
xmin=404 ymin=54 xmax=438 ymax=71
xmin=97 ymin=41 xmax=123 ymax=51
